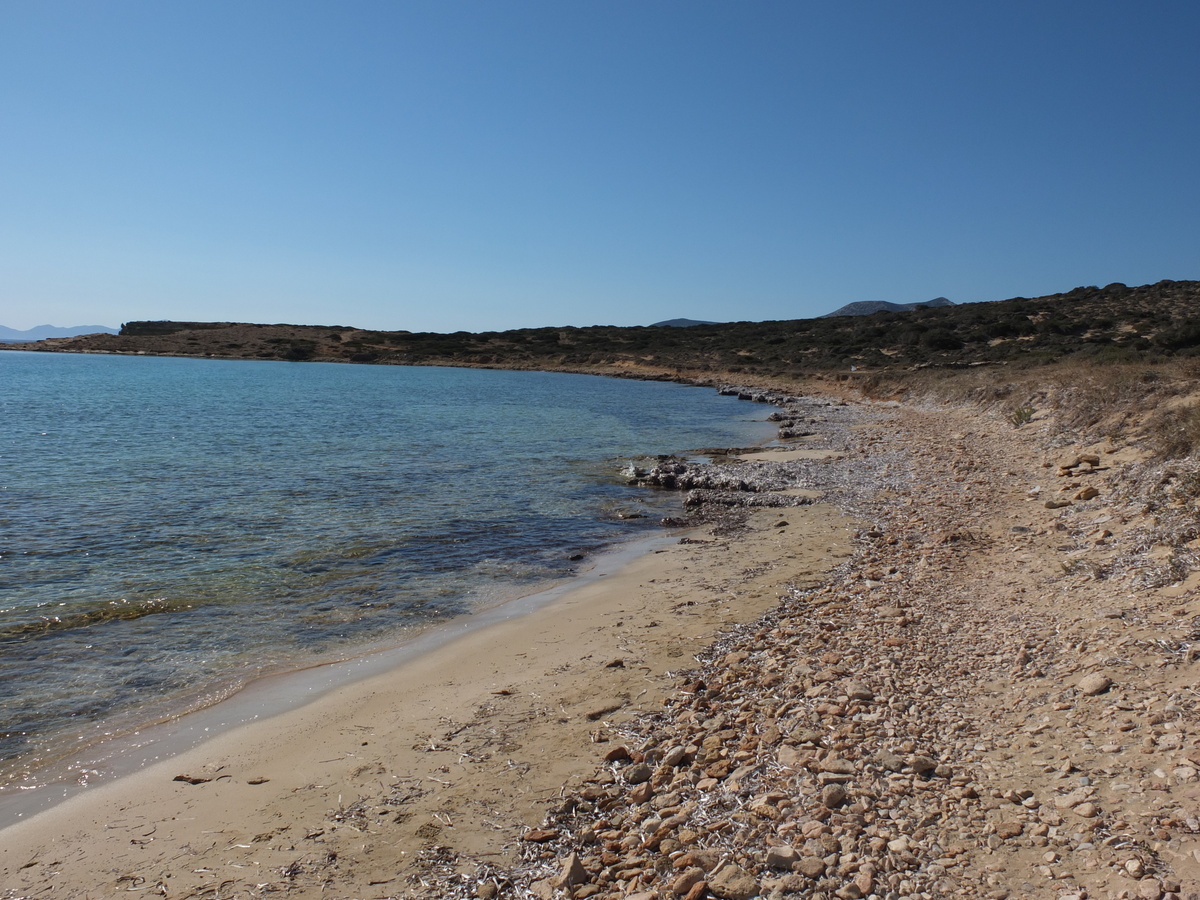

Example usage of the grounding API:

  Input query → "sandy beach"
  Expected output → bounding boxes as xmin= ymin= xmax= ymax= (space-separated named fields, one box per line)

xmin=0 ymin=451 xmax=855 ymax=897
xmin=5 ymin=385 xmax=1200 ymax=900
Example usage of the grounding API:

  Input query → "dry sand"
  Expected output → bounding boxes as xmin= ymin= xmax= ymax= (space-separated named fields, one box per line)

xmin=0 ymin=504 xmax=854 ymax=899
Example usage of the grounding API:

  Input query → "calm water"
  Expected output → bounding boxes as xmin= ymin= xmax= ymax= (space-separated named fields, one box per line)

xmin=0 ymin=351 xmax=768 ymax=789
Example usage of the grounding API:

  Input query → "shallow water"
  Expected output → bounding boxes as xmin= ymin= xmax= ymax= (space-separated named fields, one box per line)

xmin=0 ymin=352 xmax=770 ymax=790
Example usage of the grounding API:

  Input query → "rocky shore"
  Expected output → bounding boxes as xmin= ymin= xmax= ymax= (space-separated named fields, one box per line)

xmin=470 ymin=389 xmax=1200 ymax=900
xmin=3 ymin=383 xmax=1199 ymax=900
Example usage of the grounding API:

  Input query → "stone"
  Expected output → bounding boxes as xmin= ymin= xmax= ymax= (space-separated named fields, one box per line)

xmin=555 ymin=853 xmax=589 ymax=889
xmin=1137 ymin=877 xmax=1164 ymax=900
xmin=876 ymin=750 xmax=905 ymax=771
xmin=908 ymin=754 xmax=938 ymax=774
xmin=707 ymin=861 xmax=759 ymax=900
xmin=820 ymin=784 xmax=849 ymax=808
xmin=623 ymin=762 xmax=653 ymax=784
xmin=820 ymin=756 xmax=856 ymax=775
xmin=777 ymin=745 xmax=807 ymax=768
xmin=797 ymin=856 xmax=826 ymax=878
xmin=844 ymin=681 xmax=874 ymax=701
xmin=765 ymin=845 xmax=799 ymax=869
xmin=1078 ymin=673 xmax=1112 ymax=696
xmin=1054 ymin=787 xmax=1091 ymax=809
xmin=630 ymin=781 xmax=654 ymax=804
xmin=792 ymin=728 xmax=824 ymax=744
xmin=672 ymin=868 xmax=706 ymax=895
xmin=996 ymin=821 xmax=1023 ymax=839
xmin=662 ymin=745 xmax=688 ymax=767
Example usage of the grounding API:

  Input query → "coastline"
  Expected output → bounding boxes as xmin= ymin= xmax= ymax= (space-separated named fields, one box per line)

xmin=0 ymin=356 xmax=774 ymax=815
xmin=6 ymin=370 xmax=1200 ymax=899
xmin=0 ymin=492 xmax=856 ymax=897
xmin=0 ymin=531 xmax=680 ymax=828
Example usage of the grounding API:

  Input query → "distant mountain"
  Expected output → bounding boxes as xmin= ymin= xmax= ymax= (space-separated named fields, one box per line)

xmin=651 ymin=318 xmax=719 ymax=327
xmin=823 ymin=297 xmax=955 ymax=318
xmin=0 ymin=324 xmax=119 ymax=342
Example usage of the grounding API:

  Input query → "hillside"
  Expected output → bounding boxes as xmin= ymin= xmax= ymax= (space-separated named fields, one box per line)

xmin=3 ymin=280 xmax=1199 ymax=378
xmin=822 ymin=297 xmax=955 ymax=317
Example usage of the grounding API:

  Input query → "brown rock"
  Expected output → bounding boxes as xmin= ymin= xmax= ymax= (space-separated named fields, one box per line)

xmin=797 ymin=856 xmax=826 ymax=878
xmin=792 ymin=728 xmax=824 ymax=745
xmin=820 ymin=756 xmax=856 ymax=775
xmin=630 ymin=781 xmax=654 ymax=804
xmin=908 ymin=754 xmax=937 ymax=774
xmin=672 ymin=867 xmax=706 ymax=896
xmin=623 ymin=762 xmax=653 ymax=784
xmin=995 ymin=821 xmax=1023 ymax=839
xmin=820 ymin=784 xmax=849 ymax=808
xmin=844 ymin=681 xmax=874 ymax=701
xmin=662 ymin=745 xmax=688 ymax=767
xmin=707 ymin=862 xmax=759 ymax=900
xmin=875 ymin=750 xmax=905 ymax=771
xmin=1078 ymin=673 xmax=1112 ymax=696
xmin=555 ymin=853 xmax=589 ymax=889
xmin=765 ymin=845 xmax=798 ymax=869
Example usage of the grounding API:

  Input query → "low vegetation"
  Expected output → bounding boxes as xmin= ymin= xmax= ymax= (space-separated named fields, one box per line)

xmin=9 ymin=280 xmax=1198 ymax=379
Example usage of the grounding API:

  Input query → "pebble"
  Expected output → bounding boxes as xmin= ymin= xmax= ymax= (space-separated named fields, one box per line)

xmin=1078 ymin=673 xmax=1113 ymax=696
xmin=440 ymin=393 xmax=1200 ymax=900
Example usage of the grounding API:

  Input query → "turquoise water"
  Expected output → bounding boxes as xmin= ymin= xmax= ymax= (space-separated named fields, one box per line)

xmin=0 ymin=351 xmax=768 ymax=788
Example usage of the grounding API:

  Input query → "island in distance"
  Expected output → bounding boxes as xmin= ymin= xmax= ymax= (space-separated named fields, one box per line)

xmin=0 ymin=324 xmax=118 ymax=342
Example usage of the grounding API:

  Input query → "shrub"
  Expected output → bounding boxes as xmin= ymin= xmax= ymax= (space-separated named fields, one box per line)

xmin=1009 ymin=405 xmax=1036 ymax=427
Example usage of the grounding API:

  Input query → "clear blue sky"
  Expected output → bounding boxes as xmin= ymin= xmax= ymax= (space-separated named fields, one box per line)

xmin=2 ymin=1 xmax=1197 ymax=332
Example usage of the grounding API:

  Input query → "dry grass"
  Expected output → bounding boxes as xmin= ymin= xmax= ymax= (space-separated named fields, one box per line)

xmin=857 ymin=359 xmax=1200 ymax=459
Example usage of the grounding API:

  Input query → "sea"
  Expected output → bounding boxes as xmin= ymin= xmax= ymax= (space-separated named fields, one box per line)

xmin=0 ymin=350 xmax=771 ymax=809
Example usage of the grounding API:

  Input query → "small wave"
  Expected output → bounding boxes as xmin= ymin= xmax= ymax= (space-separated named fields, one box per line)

xmin=0 ymin=597 xmax=185 ymax=642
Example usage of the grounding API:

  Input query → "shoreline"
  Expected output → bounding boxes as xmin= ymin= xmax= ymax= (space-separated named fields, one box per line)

xmin=0 ymin=357 xmax=774 ymax=823
xmin=0 ymin=477 xmax=857 ymax=897
xmin=0 ymin=531 xmax=682 ymax=829
xmin=8 ymin=371 xmax=1199 ymax=898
